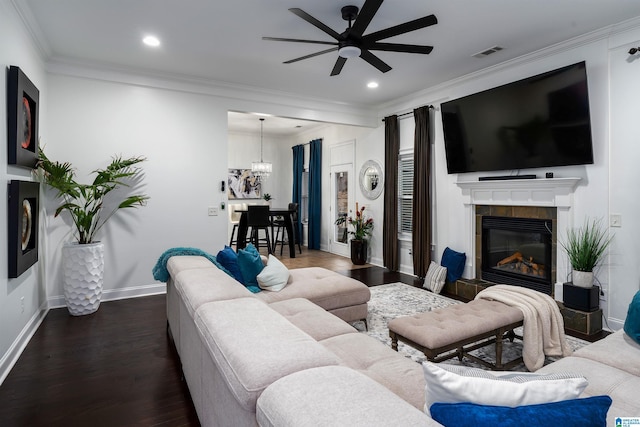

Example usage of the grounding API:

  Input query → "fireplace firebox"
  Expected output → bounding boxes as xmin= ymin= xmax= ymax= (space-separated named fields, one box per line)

xmin=481 ymin=216 xmax=553 ymax=295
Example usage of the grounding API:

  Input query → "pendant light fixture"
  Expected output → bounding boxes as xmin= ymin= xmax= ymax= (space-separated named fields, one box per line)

xmin=251 ymin=118 xmax=272 ymax=180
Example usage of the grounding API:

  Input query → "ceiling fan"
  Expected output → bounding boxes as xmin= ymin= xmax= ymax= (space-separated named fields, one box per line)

xmin=263 ymin=0 xmax=437 ymax=76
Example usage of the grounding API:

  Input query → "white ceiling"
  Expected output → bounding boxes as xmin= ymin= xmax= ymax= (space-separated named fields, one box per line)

xmin=15 ymin=0 xmax=640 ymax=133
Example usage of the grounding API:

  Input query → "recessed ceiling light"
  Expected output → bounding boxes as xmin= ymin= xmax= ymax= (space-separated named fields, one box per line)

xmin=367 ymin=81 xmax=379 ymax=89
xmin=143 ymin=36 xmax=160 ymax=47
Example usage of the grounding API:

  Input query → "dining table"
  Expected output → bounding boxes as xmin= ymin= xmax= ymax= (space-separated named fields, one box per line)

xmin=235 ymin=207 xmax=297 ymax=258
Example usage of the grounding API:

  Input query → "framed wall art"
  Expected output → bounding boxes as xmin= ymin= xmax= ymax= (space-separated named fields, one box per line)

xmin=228 ymin=168 xmax=261 ymax=199
xmin=8 ymin=181 xmax=40 ymax=278
xmin=7 ymin=66 xmax=40 ymax=169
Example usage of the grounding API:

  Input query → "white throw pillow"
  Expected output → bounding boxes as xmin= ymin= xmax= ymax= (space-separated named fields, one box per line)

xmin=257 ymin=255 xmax=290 ymax=292
xmin=422 ymin=362 xmax=588 ymax=416
xmin=424 ymin=262 xmax=447 ymax=294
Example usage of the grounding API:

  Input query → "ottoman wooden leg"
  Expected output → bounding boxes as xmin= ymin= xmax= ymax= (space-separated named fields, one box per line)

xmin=390 ymin=331 xmax=399 ymax=352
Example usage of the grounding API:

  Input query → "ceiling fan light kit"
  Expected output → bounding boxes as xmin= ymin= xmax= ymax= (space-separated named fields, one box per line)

xmin=263 ymin=0 xmax=437 ymax=76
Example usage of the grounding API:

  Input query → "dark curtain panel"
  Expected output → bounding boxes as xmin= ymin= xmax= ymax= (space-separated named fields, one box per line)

xmin=308 ymin=139 xmax=322 ymax=249
xmin=383 ymin=115 xmax=399 ymax=271
xmin=412 ymin=106 xmax=432 ymax=277
xmin=291 ymin=144 xmax=304 ymax=238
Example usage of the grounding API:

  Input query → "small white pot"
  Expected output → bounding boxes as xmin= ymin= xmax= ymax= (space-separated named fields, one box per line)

xmin=572 ymin=270 xmax=594 ymax=288
xmin=62 ymin=242 xmax=104 ymax=316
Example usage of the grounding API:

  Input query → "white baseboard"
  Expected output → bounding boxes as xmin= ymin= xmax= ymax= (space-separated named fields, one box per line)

xmin=0 ymin=302 xmax=49 ymax=386
xmin=47 ymin=282 xmax=167 ymax=309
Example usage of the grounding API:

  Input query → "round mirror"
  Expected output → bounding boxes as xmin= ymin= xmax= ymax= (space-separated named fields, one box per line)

xmin=359 ymin=160 xmax=383 ymax=200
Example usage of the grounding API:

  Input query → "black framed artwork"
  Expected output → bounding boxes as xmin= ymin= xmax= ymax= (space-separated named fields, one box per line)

xmin=7 ymin=66 xmax=39 ymax=169
xmin=8 ymin=181 xmax=39 ymax=278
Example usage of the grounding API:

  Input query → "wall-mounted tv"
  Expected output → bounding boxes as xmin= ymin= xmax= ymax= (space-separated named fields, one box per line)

xmin=441 ymin=61 xmax=594 ymax=174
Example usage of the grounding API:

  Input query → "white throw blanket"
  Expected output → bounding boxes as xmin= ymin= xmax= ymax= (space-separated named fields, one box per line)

xmin=475 ymin=284 xmax=572 ymax=371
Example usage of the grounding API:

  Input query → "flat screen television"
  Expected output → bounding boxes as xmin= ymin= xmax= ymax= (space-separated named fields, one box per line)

xmin=441 ymin=61 xmax=594 ymax=174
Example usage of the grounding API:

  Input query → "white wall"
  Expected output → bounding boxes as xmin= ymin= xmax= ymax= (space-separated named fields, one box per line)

xmin=43 ymin=74 xmax=230 ymax=303
xmin=0 ymin=0 xmax=48 ymax=382
xmin=378 ymin=24 xmax=640 ymax=329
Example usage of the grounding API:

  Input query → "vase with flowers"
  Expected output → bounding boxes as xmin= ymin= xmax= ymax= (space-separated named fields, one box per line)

xmin=334 ymin=202 xmax=374 ymax=265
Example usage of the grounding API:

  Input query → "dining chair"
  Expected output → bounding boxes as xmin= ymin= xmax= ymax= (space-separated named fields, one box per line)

xmin=228 ymin=204 xmax=242 ymax=247
xmin=247 ymin=205 xmax=273 ymax=254
xmin=273 ymin=202 xmax=302 ymax=255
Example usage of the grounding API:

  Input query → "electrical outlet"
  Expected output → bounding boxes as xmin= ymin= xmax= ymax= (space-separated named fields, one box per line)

xmin=208 ymin=207 xmax=218 ymax=216
xmin=610 ymin=214 xmax=622 ymax=228
xmin=20 ymin=296 xmax=24 ymax=313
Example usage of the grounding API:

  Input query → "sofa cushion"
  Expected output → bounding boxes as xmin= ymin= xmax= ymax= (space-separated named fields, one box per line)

xmin=257 ymin=255 xmax=290 ymax=292
xmin=422 ymin=362 xmax=588 ymax=416
xmin=441 ymin=247 xmax=466 ymax=283
xmin=256 ymin=267 xmax=370 ymax=312
xmin=166 ymin=255 xmax=219 ymax=279
xmin=537 ymin=355 xmax=640 ymax=424
xmin=320 ymin=332 xmax=426 ymax=410
xmin=269 ymin=298 xmax=357 ymax=341
xmin=571 ymin=330 xmax=640 ymax=377
xmin=216 ymin=245 xmax=245 ymax=284
xmin=430 ymin=395 xmax=611 ymax=427
xmin=256 ymin=366 xmax=435 ymax=427
xmin=173 ymin=266 xmax=253 ymax=318
xmin=424 ymin=261 xmax=447 ymax=294
xmin=195 ymin=298 xmax=340 ymax=412
xmin=624 ymin=290 xmax=640 ymax=345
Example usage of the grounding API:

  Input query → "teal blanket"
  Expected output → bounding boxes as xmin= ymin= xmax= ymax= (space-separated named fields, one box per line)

xmin=152 ymin=247 xmax=261 ymax=293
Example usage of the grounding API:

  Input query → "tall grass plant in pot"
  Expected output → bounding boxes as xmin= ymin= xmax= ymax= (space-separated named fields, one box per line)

xmin=560 ymin=218 xmax=613 ymax=288
xmin=37 ymin=148 xmax=149 ymax=315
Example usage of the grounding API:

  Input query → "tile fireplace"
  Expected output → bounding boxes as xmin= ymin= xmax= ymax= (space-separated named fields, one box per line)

xmin=457 ymin=177 xmax=580 ymax=300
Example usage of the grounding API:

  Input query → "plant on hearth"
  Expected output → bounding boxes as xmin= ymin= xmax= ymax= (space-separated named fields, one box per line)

xmin=36 ymin=147 xmax=149 ymax=244
xmin=560 ymin=217 xmax=613 ymax=273
xmin=334 ymin=202 xmax=374 ymax=241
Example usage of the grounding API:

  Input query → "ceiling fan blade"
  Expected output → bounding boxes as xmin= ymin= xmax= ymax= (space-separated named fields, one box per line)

xmin=283 ymin=47 xmax=338 ymax=64
xmin=349 ymin=0 xmax=383 ymax=37
xmin=330 ymin=57 xmax=347 ymax=76
xmin=364 ymin=14 xmax=438 ymax=42
xmin=263 ymin=37 xmax=338 ymax=46
xmin=289 ymin=8 xmax=342 ymax=40
xmin=365 ymin=42 xmax=433 ymax=54
xmin=360 ymin=50 xmax=392 ymax=73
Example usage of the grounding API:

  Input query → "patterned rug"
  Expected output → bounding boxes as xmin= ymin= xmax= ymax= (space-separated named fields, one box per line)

xmin=352 ymin=282 xmax=589 ymax=372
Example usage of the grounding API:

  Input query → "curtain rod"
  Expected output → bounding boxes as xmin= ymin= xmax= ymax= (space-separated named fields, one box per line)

xmin=381 ymin=105 xmax=434 ymax=122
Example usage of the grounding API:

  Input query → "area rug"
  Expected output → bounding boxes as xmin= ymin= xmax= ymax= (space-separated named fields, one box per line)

xmin=352 ymin=282 xmax=589 ymax=372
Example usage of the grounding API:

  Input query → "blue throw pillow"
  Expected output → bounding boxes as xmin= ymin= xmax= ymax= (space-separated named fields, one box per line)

xmin=237 ymin=244 xmax=264 ymax=291
xmin=430 ymin=395 xmax=611 ymax=427
xmin=441 ymin=247 xmax=466 ymax=283
xmin=216 ymin=246 xmax=245 ymax=284
xmin=624 ymin=290 xmax=640 ymax=345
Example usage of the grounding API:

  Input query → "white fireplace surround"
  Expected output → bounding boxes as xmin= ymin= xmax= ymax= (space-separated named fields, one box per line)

xmin=456 ymin=177 xmax=581 ymax=300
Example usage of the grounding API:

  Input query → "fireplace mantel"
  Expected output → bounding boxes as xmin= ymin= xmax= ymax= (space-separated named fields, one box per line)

xmin=456 ymin=177 xmax=581 ymax=208
xmin=455 ymin=177 xmax=581 ymax=297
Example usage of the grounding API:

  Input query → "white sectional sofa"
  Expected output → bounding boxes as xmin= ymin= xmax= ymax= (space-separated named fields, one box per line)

xmin=165 ymin=255 xmax=640 ymax=427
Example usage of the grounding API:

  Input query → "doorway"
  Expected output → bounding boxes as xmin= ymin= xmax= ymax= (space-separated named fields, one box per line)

xmin=329 ymin=140 xmax=355 ymax=258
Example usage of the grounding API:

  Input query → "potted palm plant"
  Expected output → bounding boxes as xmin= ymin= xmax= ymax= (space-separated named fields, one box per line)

xmin=37 ymin=148 xmax=149 ymax=315
xmin=334 ymin=202 xmax=374 ymax=265
xmin=559 ymin=217 xmax=613 ymax=288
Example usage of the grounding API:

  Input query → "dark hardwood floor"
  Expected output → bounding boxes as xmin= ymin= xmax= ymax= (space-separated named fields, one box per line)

xmin=0 ymin=250 xmax=410 ymax=426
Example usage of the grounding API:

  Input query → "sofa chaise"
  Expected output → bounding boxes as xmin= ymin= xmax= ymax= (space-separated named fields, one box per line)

xmin=165 ymin=256 xmax=640 ymax=426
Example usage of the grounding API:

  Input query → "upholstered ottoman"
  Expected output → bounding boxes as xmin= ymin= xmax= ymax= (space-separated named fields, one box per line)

xmin=388 ymin=299 xmax=524 ymax=370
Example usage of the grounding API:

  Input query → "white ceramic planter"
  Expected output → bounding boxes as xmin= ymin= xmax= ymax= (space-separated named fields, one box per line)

xmin=572 ymin=270 xmax=594 ymax=288
xmin=62 ymin=242 xmax=104 ymax=316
